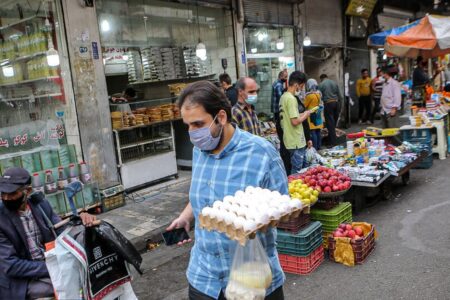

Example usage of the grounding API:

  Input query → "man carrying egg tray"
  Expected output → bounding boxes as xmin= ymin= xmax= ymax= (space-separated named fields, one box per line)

xmin=167 ymin=81 xmax=287 ymax=300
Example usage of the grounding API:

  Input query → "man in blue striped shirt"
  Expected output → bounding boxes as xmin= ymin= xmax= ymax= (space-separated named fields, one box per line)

xmin=167 ymin=81 xmax=287 ymax=300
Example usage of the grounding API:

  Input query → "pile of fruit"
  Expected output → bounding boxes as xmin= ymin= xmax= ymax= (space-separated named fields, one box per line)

xmin=288 ymin=179 xmax=319 ymax=206
xmin=293 ymin=166 xmax=351 ymax=193
xmin=332 ymin=223 xmax=364 ymax=240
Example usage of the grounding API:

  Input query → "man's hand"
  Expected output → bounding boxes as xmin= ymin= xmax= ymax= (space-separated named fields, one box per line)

xmin=79 ymin=212 xmax=97 ymax=227
xmin=166 ymin=216 xmax=192 ymax=245
xmin=390 ymin=108 xmax=397 ymax=117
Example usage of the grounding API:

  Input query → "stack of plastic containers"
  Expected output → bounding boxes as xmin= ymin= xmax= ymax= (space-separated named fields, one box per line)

xmin=310 ymin=202 xmax=352 ymax=249
xmin=276 ymin=220 xmax=324 ymax=275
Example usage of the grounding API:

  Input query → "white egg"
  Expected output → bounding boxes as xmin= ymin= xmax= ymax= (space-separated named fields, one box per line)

xmin=223 ymin=212 xmax=235 ymax=224
xmin=229 ymin=205 xmax=240 ymax=215
xmin=271 ymin=191 xmax=282 ymax=198
xmin=221 ymin=202 xmax=232 ymax=212
xmin=236 ymin=207 xmax=247 ymax=217
xmin=292 ymin=200 xmax=303 ymax=209
xmin=215 ymin=210 xmax=225 ymax=221
xmin=279 ymin=204 xmax=291 ymax=215
xmin=257 ymin=204 xmax=270 ymax=213
xmin=287 ymin=201 xmax=298 ymax=211
xmin=254 ymin=187 xmax=263 ymax=193
xmin=254 ymin=212 xmax=270 ymax=225
xmin=245 ymin=186 xmax=255 ymax=194
xmin=213 ymin=201 xmax=222 ymax=210
xmin=280 ymin=195 xmax=291 ymax=202
xmin=209 ymin=208 xmax=219 ymax=219
xmin=267 ymin=207 xmax=281 ymax=219
xmin=262 ymin=188 xmax=272 ymax=196
xmin=223 ymin=196 xmax=234 ymax=205
xmin=235 ymin=190 xmax=245 ymax=198
xmin=243 ymin=220 xmax=257 ymax=232
xmin=233 ymin=217 xmax=246 ymax=229
xmin=201 ymin=207 xmax=212 ymax=216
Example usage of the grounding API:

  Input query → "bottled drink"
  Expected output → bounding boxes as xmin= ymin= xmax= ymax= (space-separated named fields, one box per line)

xmin=57 ymin=167 xmax=68 ymax=190
xmin=79 ymin=161 xmax=91 ymax=184
xmin=44 ymin=170 xmax=57 ymax=194
xmin=68 ymin=163 xmax=79 ymax=183
xmin=32 ymin=173 xmax=44 ymax=194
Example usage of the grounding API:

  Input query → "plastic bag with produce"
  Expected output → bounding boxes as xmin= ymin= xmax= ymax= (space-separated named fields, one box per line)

xmin=225 ymin=237 xmax=273 ymax=300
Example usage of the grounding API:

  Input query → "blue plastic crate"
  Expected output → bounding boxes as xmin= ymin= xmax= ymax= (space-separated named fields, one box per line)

xmin=277 ymin=221 xmax=323 ymax=256
xmin=414 ymin=154 xmax=433 ymax=169
xmin=401 ymin=128 xmax=432 ymax=143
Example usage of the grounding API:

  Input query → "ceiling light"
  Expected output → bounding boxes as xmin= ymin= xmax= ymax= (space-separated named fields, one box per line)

xmin=383 ymin=53 xmax=387 ymax=60
xmin=46 ymin=38 xmax=60 ymax=67
xmin=251 ymin=48 xmax=257 ymax=53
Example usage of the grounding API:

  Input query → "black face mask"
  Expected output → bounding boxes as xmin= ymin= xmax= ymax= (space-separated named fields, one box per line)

xmin=2 ymin=192 xmax=26 ymax=211
xmin=281 ymin=78 xmax=287 ymax=82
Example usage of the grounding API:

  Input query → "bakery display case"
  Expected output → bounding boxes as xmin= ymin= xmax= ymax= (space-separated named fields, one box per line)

xmin=110 ymin=98 xmax=180 ymax=190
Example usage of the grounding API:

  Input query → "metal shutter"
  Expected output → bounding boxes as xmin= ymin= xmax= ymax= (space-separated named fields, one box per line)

xmin=304 ymin=0 xmax=343 ymax=46
xmin=244 ymin=0 xmax=294 ymax=26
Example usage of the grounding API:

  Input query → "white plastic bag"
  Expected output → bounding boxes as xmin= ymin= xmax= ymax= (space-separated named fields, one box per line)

xmin=225 ymin=237 xmax=272 ymax=300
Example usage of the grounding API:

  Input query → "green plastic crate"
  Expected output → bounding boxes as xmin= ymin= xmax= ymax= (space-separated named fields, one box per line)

xmin=276 ymin=221 xmax=323 ymax=256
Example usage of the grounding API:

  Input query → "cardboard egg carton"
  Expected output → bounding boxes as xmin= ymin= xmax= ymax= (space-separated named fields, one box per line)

xmin=199 ymin=206 xmax=307 ymax=245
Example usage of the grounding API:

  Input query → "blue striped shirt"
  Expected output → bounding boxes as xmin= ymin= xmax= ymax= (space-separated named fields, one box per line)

xmin=187 ymin=126 xmax=288 ymax=299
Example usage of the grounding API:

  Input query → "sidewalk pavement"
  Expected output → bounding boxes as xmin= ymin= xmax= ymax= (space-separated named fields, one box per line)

xmin=99 ymin=170 xmax=191 ymax=252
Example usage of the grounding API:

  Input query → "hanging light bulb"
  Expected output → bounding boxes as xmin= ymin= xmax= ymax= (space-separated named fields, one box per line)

xmin=196 ymin=41 xmax=207 ymax=59
xmin=251 ymin=48 xmax=258 ymax=54
xmin=303 ymin=34 xmax=311 ymax=47
xmin=276 ymin=37 xmax=285 ymax=50
xmin=46 ymin=37 xmax=60 ymax=67
xmin=2 ymin=65 xmax=14 ymax=77
xmin=101 ymin=20 xmax=110 ymax=32
xmin=383 ymin=53 xmax=387 ymax=60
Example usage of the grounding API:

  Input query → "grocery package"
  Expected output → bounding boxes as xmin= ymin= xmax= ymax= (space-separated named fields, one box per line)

xmin=226 ymin=237 xmax=272 ymax=300
xmin=328 ymin=222 xmax=377 ymax=266
xmin=199 ymin=187 xmax=305 ymax=245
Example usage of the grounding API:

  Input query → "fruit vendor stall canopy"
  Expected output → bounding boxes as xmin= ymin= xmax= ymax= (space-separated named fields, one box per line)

xmin=368 ymin=15 xmax=450 ymax=59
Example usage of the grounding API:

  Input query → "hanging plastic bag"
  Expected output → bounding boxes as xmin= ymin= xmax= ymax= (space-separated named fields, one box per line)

xmin=225 ymin=237 xmax=273 ymax=300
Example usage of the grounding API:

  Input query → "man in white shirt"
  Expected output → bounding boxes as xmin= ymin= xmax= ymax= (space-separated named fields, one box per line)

xmin=380 ymin=67 xmax=402 ymax=128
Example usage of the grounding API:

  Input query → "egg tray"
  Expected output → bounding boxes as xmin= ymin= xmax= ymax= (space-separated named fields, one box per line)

xmin=199 ymin=206 xmax=308 ymax=246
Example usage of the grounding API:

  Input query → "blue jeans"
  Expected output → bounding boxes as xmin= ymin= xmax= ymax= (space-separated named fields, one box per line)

xmin=288 ymin=148 xmax=306 ymax=175
xmin=310 ymin=129 xmax=321 ymax=150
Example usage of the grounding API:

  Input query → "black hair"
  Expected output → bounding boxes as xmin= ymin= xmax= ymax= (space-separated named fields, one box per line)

xmin=361 ymin=68 xmax=369 ymax=73
xmin=417 ymin=56 xmax=423 ymax=64
xmin=219 ymin=73 xmax=232 ymax=85
xmin=376 ymin=67 xmax=382 ymax=72
xmin=124 ymin=87 xmax=136 ymax=98
xmin=319 ymin=74 xmax=327 ymax=80
xmin=178 ymin=81 xmax=232 ymax=122
xmin=382 ymin=65 xmax=398 ymax=77
xmin=288 ymin=71 xmax=307 ymax=87
xmin=278 ymin=71 xmax=286 ymax=79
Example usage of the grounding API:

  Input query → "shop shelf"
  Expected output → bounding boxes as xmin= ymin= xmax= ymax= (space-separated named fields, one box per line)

xmin=277 ymin=221 xmax=323 ymax=256
xmin=120 ymin=137 xmax=173 ymax=150
xmin=0 ymin=76 xmax=60 ymax=88
xmin=1 ymin=93 xmax=62 ymax=102
xmin=279 ymin=245 xmax=324 ymax=275
xmin=328 ymin=224 xmax=376 ymax=265
xmin=277 ymin=211 xmax=310 ymax=233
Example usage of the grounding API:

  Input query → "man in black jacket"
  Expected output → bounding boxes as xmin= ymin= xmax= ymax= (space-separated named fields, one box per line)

xmin=219 ymin=73 xmax=238 ymax=106
xmin=0 ymin=167 xmax=96 ymax=300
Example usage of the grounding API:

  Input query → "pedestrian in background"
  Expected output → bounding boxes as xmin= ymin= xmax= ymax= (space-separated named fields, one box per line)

xmin=304 ymin=78 xmax=324 ymax=150
xmin=356 ymin=68 xmax=372 ymax=125
xmin=271 ymin=70 xmax=288 ymax=122
xmin=232 ymin=77 xmax=262 ymax=136
xmin=371 ymin=67 xmax=384 ymax=124
xmin=381 ymin=66 xmax=401 ymax=128
xmin=319 ymin=74 xmax=343 ymax=147
xmin=280 ymin=71 xmax=311 ymax=174
xmin=219 ymin=73 xmax=238 ymax=106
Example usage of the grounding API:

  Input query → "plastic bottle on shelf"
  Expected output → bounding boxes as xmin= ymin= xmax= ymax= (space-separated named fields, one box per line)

xmin=44 ymin=170 xmax=57 ymax=194
xmin=32 ymin=173 xmax=44 ymax=194
xmin=68 ymin=163 xmax=79 ymax=183
xmin=80 ymin=161 xmax=92 ymax=184
xmin=57 ymin=167 xmax=69 ymax=190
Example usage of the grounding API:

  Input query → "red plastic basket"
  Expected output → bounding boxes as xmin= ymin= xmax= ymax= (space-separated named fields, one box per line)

xmin=278 ymin=245 xmax=324 ymax=275
xmin=277 ymin=211 xmax=310 ymax=233
xmin=328 ymin=224 xmax=376 ymax=265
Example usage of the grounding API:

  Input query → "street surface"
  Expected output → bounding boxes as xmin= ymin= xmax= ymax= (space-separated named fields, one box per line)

xmin=130 ymin=157 xmax=450 ymax=300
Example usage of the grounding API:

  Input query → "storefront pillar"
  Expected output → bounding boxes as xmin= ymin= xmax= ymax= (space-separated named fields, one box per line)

xmin=61 ymin=0 xmax=118 ymax=186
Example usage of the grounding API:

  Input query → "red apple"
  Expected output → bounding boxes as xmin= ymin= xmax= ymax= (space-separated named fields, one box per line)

xmin=339 ymin=224 xmax=347 ymax=230
xmin=354 ymin=227 xmax=363 ymax=236
xmin=348 ymin=230 xmax=356 ymax=239
xmin=345 ymin=224 xmax=353 ymax=231
xmin=324 ymin=186 xmax=332 ymax=193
